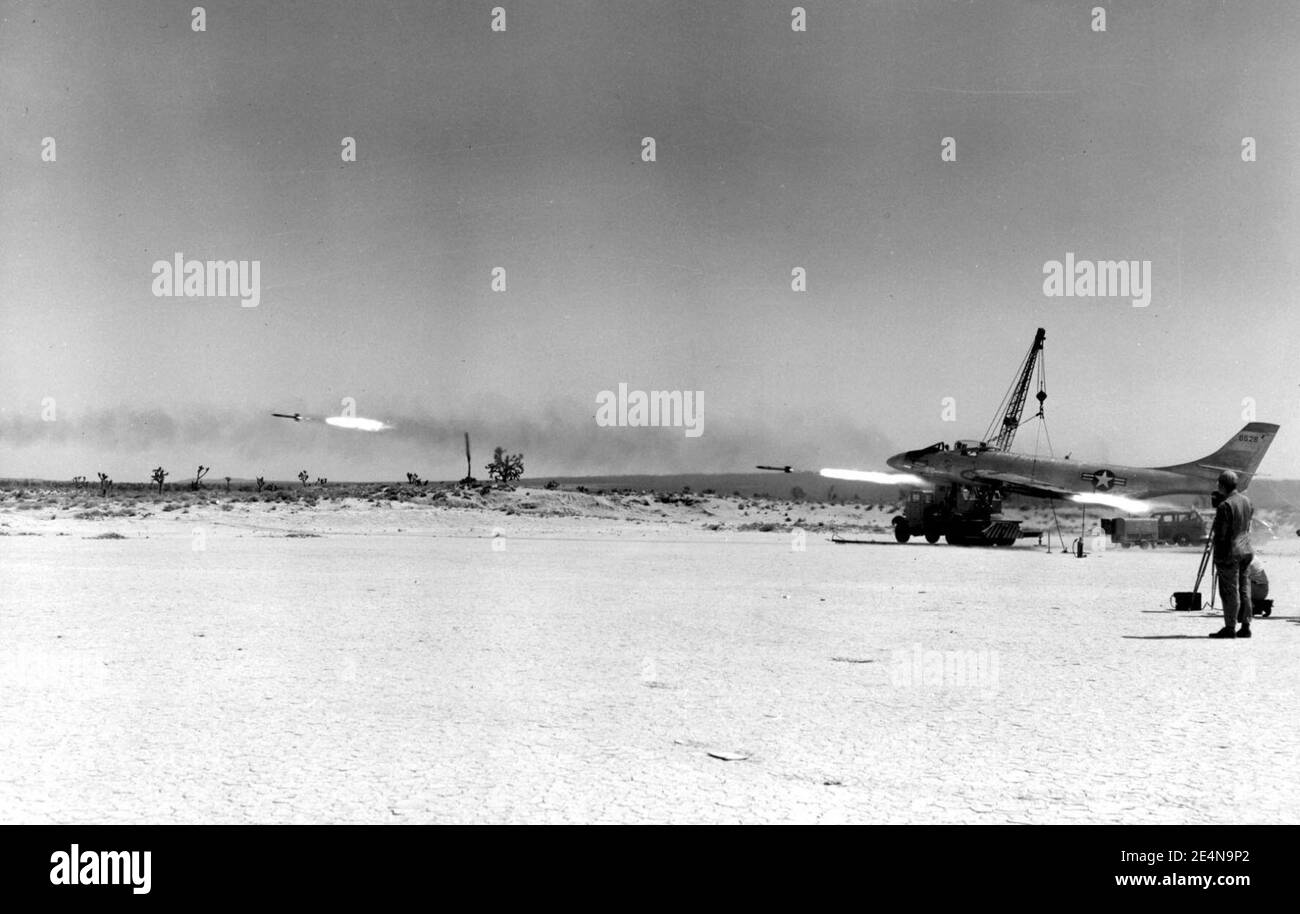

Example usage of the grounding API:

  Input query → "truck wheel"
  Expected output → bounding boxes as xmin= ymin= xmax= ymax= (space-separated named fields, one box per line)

xmin=924 ymin=529 xmax=941 ymax=544
xmin=1121 ymin=542 xmax=1132 ymax=549
xmin=1175 ymin=535 xmax=1189 ymax=546
xmin=893 ymin=519 xmax=911 ymax=544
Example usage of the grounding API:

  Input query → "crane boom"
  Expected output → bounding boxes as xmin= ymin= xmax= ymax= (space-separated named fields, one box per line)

xmin=984 ymin=327 xmax=1046 ymax=452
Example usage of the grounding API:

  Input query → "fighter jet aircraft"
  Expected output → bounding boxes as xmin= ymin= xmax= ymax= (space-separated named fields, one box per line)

xmin=889 ymin=329 xmax=1279 ymax=544
xmin=272 ymin=412 xmax=305 ymax=422
xmin=765 ymin=329 xmax=1281 ymax=545
xmin=888 ymin=421 xmax=1279 ymax=502
xmin=886 ymin=422 xmax=1277 ymax=545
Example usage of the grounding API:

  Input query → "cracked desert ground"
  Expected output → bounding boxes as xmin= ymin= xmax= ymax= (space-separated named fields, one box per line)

xmin=2 ymin=487 xmax=1297 ymax=824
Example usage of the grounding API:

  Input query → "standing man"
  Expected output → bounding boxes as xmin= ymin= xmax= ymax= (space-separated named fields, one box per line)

xmin=1210 ymin=470 xmax=1253 ymax=639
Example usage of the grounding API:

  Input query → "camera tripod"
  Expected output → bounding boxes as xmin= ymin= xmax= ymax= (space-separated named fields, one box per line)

xmin=1191 ymin=532 xmax=1217 ymax=612
xmin=1189 ymin=530 xmax=1273 ymax=618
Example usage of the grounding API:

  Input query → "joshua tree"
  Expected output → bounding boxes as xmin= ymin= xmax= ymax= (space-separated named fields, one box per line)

xmin=298 ymin=470 xmax=309 ymax=488
xmin=315 ymin=477 xmax=327 ymax=487
xmin=191 ymin=465 xmax=210 ymax=491
xmin=72 ymin=475 xmax=86 ymax=489
xmin=255 ymin=476 xmax=266 ymax=492
xmin=97 ymin=472 xmax=112 ymax=496
xmin=485 ymin=446 xmax=524 ymax=484
xmin=406 ymin=472 xmax=422 ymax=485
xmin=150 ymin=466 xmax=168 ymax=494
xmin=224 ymin=476 xmax=232 ymax=492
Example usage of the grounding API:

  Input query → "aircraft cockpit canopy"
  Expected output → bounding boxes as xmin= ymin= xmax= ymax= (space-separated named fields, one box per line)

xmin=954 ymin=439 xmax=991 ymax=456
xmin=904 ymin=442 xmax=949 ymax=462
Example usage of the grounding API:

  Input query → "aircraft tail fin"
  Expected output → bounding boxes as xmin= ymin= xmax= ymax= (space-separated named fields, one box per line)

xmin=1156 ymin=422 xmax=1280 ymax=490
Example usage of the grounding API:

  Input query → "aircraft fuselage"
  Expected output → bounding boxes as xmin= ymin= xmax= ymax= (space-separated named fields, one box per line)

xmin=888 ymin=444 xmax=1221 ymax=501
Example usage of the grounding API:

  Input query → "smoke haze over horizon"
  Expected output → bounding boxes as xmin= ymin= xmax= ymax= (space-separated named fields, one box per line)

xmin=2 ymin=2 xmax=1296 ymax=481
xmin=0 ymin=401 xmax=901 ymax=482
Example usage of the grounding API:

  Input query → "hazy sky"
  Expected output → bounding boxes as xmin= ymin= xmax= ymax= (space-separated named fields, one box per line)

xmin=2 ymin=1 xmax=1297 ymax=481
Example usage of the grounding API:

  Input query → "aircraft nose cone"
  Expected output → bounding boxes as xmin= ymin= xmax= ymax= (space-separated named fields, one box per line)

xmin=886 ymin=452 xmax=908 ymax=470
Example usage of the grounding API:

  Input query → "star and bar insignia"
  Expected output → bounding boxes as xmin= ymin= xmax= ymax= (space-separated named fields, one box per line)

xmin=1081 ymin=469 xmax=1127 ymax=491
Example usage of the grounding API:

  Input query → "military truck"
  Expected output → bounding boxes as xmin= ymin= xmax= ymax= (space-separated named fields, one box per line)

xmin=1101 ymin=510 xmax=1207 ymax=547
xmin=892 ymin=484 xmax=1022 ymax=546
xmin=1103 ymin=516 xmax=1159 ymax=548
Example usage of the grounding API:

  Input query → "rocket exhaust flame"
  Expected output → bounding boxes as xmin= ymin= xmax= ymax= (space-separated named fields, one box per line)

xmin=820 ymin=468 xmax=929 ymax=487
xmin=274 ymin=411 xmax=389 ymax=431
xmin=1069 ymin=492 xmax=1152 ymax=514
xmin=324 ymin=416 xmax=389 ymax=432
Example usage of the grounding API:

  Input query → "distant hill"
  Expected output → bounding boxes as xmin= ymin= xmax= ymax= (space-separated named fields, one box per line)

xmin=1243 ymin=478 xmax=1300 ymax=511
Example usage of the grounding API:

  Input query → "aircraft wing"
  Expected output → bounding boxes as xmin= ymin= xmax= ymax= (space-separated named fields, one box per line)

xmin=965 ymin=469 xmax=1152 ymax=513
xmin=962 ymin=469 xmax=1078 ymax=500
